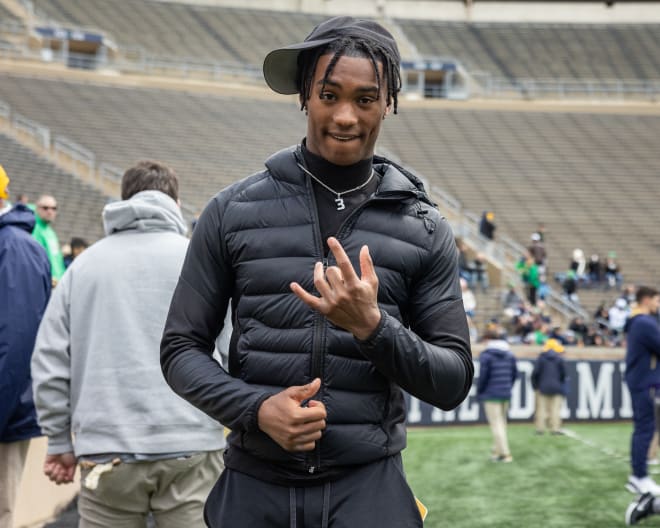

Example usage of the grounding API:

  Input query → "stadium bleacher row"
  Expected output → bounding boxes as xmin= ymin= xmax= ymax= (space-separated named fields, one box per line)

xmin=398 ymin=20 xmax=660 ymax=81
xmin=28 ymin=0 xmax=660 ymax=82
xmin=1 ymin=73 xmax=659 ymax=288
xmin=31 ymin=0 xmax=327 ymax=66
xmin=0 ymin=132 xmax=107 ymax=242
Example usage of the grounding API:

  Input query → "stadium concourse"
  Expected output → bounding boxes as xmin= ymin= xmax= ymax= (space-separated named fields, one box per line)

xmin=1 ymin=0 xmax=660 ymax=526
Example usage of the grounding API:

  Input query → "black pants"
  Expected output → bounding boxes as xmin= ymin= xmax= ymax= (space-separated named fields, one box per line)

xmin=204 ymin=455 xmax=423 ymax=527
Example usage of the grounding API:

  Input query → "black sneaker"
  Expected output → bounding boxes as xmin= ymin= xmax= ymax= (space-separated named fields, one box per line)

xmin=626 ymin=493 xmax=654 ymax=525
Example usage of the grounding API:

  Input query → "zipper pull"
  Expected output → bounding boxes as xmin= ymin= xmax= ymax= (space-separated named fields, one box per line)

xmin=308 ymin=466 xmax=316 ymax=474
xmin=322 ymin=258 xmax=329 ymax=272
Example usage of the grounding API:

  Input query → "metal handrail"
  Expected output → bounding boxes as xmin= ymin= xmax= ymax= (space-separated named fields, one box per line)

xmin=12 ymin=113 xmax=50 ymax=149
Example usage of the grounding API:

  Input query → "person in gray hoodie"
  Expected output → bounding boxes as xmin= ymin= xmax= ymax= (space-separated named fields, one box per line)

xmin=31 ymin=161 xmax=225 ymax=528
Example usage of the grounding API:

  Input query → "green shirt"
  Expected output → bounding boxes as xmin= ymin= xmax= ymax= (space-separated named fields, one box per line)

xmin=32 ymin=215 xmax=66 ymax=280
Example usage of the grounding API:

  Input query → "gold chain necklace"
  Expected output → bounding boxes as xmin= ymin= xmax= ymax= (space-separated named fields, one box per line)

xmin=297 ymin=163 xmax=375 ymax=211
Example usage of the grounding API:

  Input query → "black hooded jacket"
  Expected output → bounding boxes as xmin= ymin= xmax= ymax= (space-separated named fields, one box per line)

xmin=161 ymin=145 xmax=473 ymax=484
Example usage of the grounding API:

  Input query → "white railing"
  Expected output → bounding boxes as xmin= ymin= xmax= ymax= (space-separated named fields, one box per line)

xmin=1 ymin=99 xmax=198 ymax=225
xmin=12 ymin=113 xmax=50 ymax=149
xmin=469 ymin=72 xmax=660 ymax=101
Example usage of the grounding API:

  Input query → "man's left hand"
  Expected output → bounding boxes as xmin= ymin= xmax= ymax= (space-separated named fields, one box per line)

xmin=291 ymin=237 xmax=381 ymax=340
xmin=44 ymin=452 xmax=76 ymax=484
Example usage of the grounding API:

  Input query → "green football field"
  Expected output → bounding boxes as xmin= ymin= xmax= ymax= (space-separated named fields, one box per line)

xmin=402 ymin=422 xmax=656 ymax=528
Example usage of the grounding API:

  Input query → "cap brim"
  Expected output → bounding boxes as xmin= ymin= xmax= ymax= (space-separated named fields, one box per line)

xmin=263 ymin=38 xmax=336 ymax=95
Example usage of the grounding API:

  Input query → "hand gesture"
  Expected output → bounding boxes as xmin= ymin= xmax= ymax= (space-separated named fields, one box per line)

xmin=291 ymin=237 xmax=381 ymax=340
xmin=44 ymin=452 xmax=76 ymax=484
xmin=258 ymin=378 xmax=327 ymax=452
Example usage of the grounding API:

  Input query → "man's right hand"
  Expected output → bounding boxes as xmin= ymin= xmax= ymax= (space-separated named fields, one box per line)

xmin=257 ymin=378 xmax=327 ymax=452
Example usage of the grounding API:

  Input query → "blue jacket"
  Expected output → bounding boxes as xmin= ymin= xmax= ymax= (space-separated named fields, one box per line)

xmin=531 ymin=350 xmax=567 ymax=396
xmin=625 ymin=313 xmax=660 ymax=393
xmin=477 ymin=340 xmax=518 ymax=400
xmin=0 ymin=204 xmax=51 ymax=442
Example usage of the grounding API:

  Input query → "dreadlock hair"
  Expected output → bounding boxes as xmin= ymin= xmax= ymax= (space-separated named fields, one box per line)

xmin=297 ymin=36 xmax=402 ymax=114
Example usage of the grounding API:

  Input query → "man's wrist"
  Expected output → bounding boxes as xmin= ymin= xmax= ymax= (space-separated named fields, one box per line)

xmin=351 ymin=308 xmax=382 ymax=341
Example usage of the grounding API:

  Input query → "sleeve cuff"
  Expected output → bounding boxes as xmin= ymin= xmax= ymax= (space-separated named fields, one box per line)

xmin=356 ymin=309 xmax=390 ymax=348
xmin=47 ymin=431 xmax=74 ymax=455
xmin=247 ymin=392 xmax=276 ymax=433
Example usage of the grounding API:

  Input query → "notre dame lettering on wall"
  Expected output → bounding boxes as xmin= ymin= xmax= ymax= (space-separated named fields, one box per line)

xmin=406 ymin=360 xmax=631 ymax=425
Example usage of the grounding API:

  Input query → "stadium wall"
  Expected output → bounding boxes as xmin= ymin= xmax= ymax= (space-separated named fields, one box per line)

xmin=408 ymin=357 xmax=630 ymax=426
xmin=149 ymin=0 xmax=660 ymax=23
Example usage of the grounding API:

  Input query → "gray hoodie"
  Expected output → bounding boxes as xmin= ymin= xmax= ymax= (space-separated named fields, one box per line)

xmin=32 ymin=191 xmax=226 ymax=456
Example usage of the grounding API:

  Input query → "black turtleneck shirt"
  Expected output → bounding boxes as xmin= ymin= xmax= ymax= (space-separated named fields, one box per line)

xmin=301 ymin=141 xmax=381 ymax=255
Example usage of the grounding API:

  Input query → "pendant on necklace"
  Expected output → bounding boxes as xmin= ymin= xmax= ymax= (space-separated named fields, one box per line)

xmin=335 ymin=197 xmax=346 ymax=211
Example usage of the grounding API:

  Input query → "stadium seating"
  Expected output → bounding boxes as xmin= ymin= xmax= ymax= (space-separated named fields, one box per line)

xmin=31 ymin=0 xmax=326 ymax=66
xmin=0 ymin=132 xmax=107 ymax=243
xmin=396 ymin=20 xmax=660 ymax=80
xmin=1 ymin=73 xmax=658 ymax=288
xmin=0 ymin=2 xmax=18 ymax=22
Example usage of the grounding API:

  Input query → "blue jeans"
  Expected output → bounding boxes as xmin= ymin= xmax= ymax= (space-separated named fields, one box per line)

xmin=630 ymin=388 xmax=656 ymax=478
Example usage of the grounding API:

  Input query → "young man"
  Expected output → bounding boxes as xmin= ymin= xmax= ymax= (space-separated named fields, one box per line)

xmin=161 ymin=17 xmax=473 ymax=526
xmin=625 ymin=286 xmax=660 ymax=496
xmin=0 ymin=165 xmax=51 ymax=528
xmin=31 ymin=162 xmax=225 ymax=527
xmin=31 ymin=194 xmax=66 ymax=282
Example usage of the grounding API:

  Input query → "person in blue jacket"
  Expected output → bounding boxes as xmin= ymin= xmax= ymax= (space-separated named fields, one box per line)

xmin=532 ymin=338 xmax=568 ymax=435
xmin=0 ymin=165 xmax=51 ymax=528
xmin=625 ymin=286 xmax=660 ymax=496
xmin=478 ymin=324 xmax=518 ymax=462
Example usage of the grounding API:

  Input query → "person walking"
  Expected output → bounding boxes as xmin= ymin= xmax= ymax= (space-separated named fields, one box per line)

xmin=31 ymin=161 xmax=225 ymax=527
xmin=477 ymin=325 xmax=518 ymax=462
xmin=532 ymin=338 xmax=568 ymax=435
xmin=624 ymin=286 xmax=660 ymax=496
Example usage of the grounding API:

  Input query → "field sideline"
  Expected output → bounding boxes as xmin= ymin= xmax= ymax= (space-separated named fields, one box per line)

xmin=402 ymin=422 xmax=653 ymax=527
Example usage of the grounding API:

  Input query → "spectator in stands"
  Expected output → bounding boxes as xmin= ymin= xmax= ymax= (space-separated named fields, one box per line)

xmin=623 ymin=284 xmax=637 ymax=306
xmin=0 ymin=165 xmax=51 ymax=528
xmin=63 ymin=237 xmax=89 ymax=268
xmin=477 ymin=324 xmax=518 ymax=463
xmin=528 ymin=232 xmax=547 ymax=274
xmin=518 ymin=254 xmax=540 ymax=306
xmin=160 ymin=17 xmax=472 ymax=526
xmin=569 ymin=316 xmax=589 ymax=345
xmin=562 ymin=269 xmax=579 ymax=305
xmin=609 ymin=297 xmax=630 ymax=339
xmin=605 ymin=251 xmax=622 ymax=289
xmin=531 ymin=338 xmax=567 ymax=435
xmin=533 ymin=222 xmax=546 ymax=242
xmin=479 ymin=210 xmax=496 ymax=240
xmin=456 ymin=238 xmax=473 ymax=284
xmin=472 ymin=252 xmax=489 ymax=292
xmin=31 ymin=162 xmax=225 ymax=526
xmin=502 ymin=282 xmax=523 ymax=318
xmin=588 ymin=253 xmax=603 ymax=285
xmin=624 ymin=286 xmax=660 ymax=496
xmin=32 ymin=194 xmax=66 ymax=284
xmin=570 ymin=248 xmax=587 ymax=283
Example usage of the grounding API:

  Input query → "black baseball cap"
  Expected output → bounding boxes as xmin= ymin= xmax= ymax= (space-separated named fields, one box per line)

xmin=263 ymin=16 xmax=400 ymax=95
